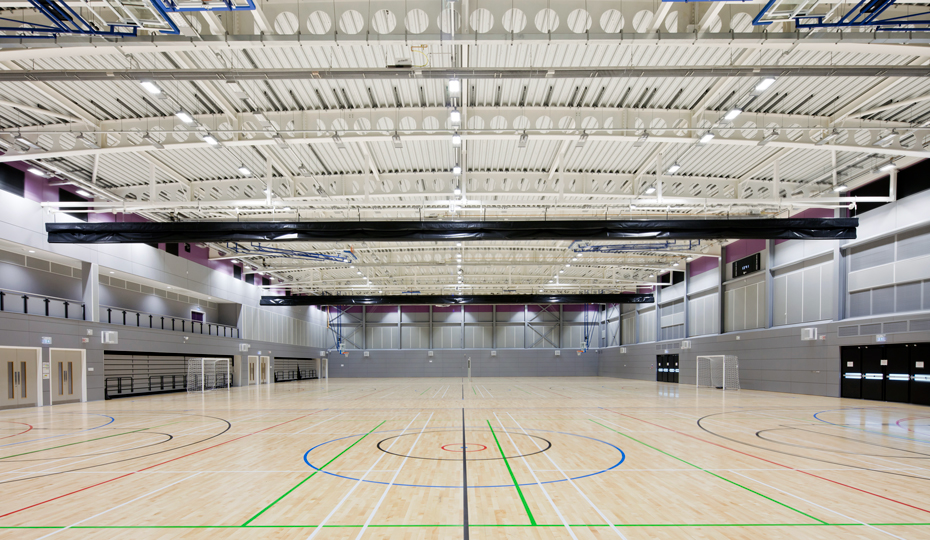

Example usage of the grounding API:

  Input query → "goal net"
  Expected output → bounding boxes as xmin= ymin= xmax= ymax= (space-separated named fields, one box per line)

xmin=696 ymin=355 xmax=740 ymax=390
xmin=187 ymin=358 xmax=231 ymax=393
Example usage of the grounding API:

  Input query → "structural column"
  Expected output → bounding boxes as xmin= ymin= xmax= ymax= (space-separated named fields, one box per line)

xmin=766 ymin=239 xmax=775 ymax=329
xmin=718 ymin=246 xmax=727 ymax=335
xmin=81 ymin=261 xmax=99 ymax=322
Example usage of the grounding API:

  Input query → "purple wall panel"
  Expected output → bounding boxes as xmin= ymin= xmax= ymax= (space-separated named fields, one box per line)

xmin=688 ymin=256 xmax=719 ymax=277
xmin=402 ymin=305 xmax=431 ymax=313
xmin=725 ymin=238 xmax=766 ymax=263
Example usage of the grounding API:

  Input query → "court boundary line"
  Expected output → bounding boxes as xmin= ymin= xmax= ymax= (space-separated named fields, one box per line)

xmin=486 ymin=420 xmax=536 ymax=525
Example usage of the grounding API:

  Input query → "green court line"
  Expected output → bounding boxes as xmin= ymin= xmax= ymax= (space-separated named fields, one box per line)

xmin=419 ymin=387 xmax=431 ymax=395
xmin=588 ymin=419 xmax=828 ymax=525
xmin=241 ymin=420 xmax=386 ymax=527
xmin=513 ymin=387 xmax=532 ymax=395
xmin=473 ymin=387 xmax=477 ymax=395
xmin=0 ymin=421 xmax=184 ymax=460
xmin=2 ymin=523 xmax=928 ymax=530
xmin=486 ymin=420 xmax=536 ymax=526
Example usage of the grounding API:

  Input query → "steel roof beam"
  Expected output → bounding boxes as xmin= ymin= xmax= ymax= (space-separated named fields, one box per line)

xmin=0 ymin=66 xmax=925 ymax=83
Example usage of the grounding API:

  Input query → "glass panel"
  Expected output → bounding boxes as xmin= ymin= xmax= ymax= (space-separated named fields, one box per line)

xmin=849 ymin=238 xmax=894 ymax=272
xmin=20 ymin=361 xmax=26 ymax=399
xmin=896 ymin=282 xmax=921 ymax=313
xmin=68 ymin=362 xmax=73 ymax=395
xmin=7 ymin=362 xmax=12 ymax=400
xmin=58 ymin=363 xmax=63 ymax=395
xmin=872 ymin=286 xmax=895 ymax=315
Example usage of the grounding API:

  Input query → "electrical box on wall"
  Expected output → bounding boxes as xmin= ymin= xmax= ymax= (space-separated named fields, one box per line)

xmin=428 ymin=351 xmax=434 ymax=357
xmin=554 ymin=350 xmax=561 ymax=356
xmin=364 ymin=351 xmax=370 ymax=357
xmin=239 ymin=343 xmax=250 ymax=352
xmin=620 ymin=347 xmax=627 ymax=354
xmin=490 ymin=350 xmax=497 ymax=357
xmin=801 ymin=328 xmax=818 ymax=341
xmin=681 ymin=340 xmax=692 ymax=350
xmin=319 ymin=351 xmax=327 ymax=357
xmin=101 ymin=331 xmax=118 ymax=344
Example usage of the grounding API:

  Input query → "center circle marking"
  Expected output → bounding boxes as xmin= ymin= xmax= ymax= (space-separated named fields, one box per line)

xmin=442 ymin=443 xmax=487 ymax=453
xmin=304 ymin=426 xmax=625 ymax=488
xmin=377 ymin=429 xmax=550 ymax=461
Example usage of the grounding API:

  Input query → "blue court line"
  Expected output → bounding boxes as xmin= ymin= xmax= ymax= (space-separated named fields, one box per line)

xmin=303 ymin=426 xmax=625 ymax=488
xmin=0 ymin=414 xmax=115 ymax=448
xmin=813 ymin=408 xmax=930 ymax=445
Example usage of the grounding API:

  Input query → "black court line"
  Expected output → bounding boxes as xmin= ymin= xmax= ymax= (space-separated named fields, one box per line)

xmin=462 ymin=408 xmax=469 ymax=540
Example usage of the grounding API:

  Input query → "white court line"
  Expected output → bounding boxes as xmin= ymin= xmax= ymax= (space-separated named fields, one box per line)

xmin=507 ymin=413 xmax=629 ymax=539
xmin=292 ymin=413 xmax=346 ymax=435
xmin=727 ymin=470 xmax=907 ymax=540
xmin=431 ymin=386 xmax=444 ymax=398
xmin=483 ymin=385 xmax=494 ymax=398
xmin=37 ymin=472 xmax=202 ymax=539
xmin=492 ymin=413 xmax=577 ymax=539
xmin=441 ymin=385 xmax=450 ymax=399
xmin=307 ymin=414 xmax=421 ymax=540
xmin=475 ymin=385 xmax=485 ymax=398
xmin=355 ymin=413 xmax=434 ymax=540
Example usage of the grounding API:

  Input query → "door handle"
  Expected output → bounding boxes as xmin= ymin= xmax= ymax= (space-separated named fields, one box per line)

xmin=14 ymin=372 xmax=19 ymax=385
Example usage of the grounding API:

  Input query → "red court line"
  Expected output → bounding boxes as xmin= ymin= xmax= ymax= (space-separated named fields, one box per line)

xmin=528 ymin=384 xmax=571 ymax=399
xmin=0 ymin=411 xmax=324 ymax=519
xmin=895 ymin=416 xmax=930 ymax=435
xmin=0 ymin=422 xmax=33 ymax=440
xmin=603 ymin=408 xmax=930 ymax=515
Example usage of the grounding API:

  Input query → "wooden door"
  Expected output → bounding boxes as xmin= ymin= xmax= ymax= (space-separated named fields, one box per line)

xmin=51 ymin=350 xmax=82 ymax=404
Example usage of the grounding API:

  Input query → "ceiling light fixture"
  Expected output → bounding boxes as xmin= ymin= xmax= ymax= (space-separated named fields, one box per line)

xmin=723 ymin=108 xmax=742 ymax=122
xmin=238 ymin=165 xmax=252 ymax=176
xmin=392 ymin=132 xmax=403 ymax=149
xmin=272 ymin=134 xmax=289 ymax=149
xmin=576 ymin=132 xmax=589 ymax=148
xmin=142 ymin=133 xmax=164 ymax=149
xmin=754 ymin=77 xmax=776 ymax=94
xmin=698 ymin=131 xmax=715 ymax=145
xmin=666 ymin=162 xmax=681 ymax=174
xmin=450 ymin=109 xmax=461 ymax=125
xmin=140 ymin=81 xmax=162 ymax=95
xmin=633 ymin=131 xmax=649 ymax=148
xmin=758 ymin=129 xmax=779 ymax=146
xmin=452 ymin=132 xmax=462 ymax=147
xmin=203 ymin=134 xmax=219 ymax=146
xmin=448 ymin=79 xmax=461 ymax=96
xmin=815 ymin=128 xmax=840 ymax=146
xmin=452 ymin=164 xmax=462 ymax=175
xmin=75 ymin=189 xmax=92 ymax=198
xmin=332 ymin=132 xmax=346 ymax=150
xmin=645 ymin=186 xmax=656 ymax=195
xmin=518 ymin=132 xmax=529 ymax=148
xmin=27 ymin=167 xmax=45 ymax=177
xmin=874 ymin=130 xmax=897 ymax=147
xmin=833 ymin=184 xmax=850 ymax=192
xmin=175 ymin=110 xmax=194 ymax=124
xmin=77 ymin=133 xmax=100 ymax=149
xmin=673 ymin=262 xmax=680 ymax=267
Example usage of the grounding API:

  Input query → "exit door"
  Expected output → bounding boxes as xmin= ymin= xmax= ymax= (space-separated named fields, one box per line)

xmin=1 ymin=348 xmax=39 ymax=409
xmin=248 ymin=355 xmax=258 ymax=385
xmin=656 ymin=355 xmax=679 ymax=383
xmin=51 ymin=349 xmax=83 ymax=404
xmin=260 ymin=356 xmax=270 ymax=384
xmin=841 ymin=343 xmax=930 ymax=406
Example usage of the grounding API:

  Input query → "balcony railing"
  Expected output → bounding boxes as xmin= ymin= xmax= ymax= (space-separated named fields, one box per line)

xmin=0 ymin=288 xmax=239 ymax=338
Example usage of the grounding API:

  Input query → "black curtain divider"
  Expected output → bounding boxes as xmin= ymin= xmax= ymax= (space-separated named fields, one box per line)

xmin=260 ymin=293 xmax=654 ymax=306
xmin=47 ymin=218 xmax=858 ymax=243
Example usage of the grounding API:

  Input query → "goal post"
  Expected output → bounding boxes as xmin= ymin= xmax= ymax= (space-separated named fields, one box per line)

xmin=187 ymin=358 xmax=231 ymax=393
xmin=696 ymin=355 xmax=740 ymax=390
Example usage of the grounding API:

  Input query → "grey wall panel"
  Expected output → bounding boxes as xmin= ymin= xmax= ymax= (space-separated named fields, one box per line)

xmin=0 ymin=260 xmax=82 ymax=300
xmin=600 ymin=311 xmax=930 ymax=398
xmin=327 ymin=348 xmax=599 ymax=379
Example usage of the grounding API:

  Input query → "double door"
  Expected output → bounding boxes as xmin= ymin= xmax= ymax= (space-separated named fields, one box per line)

xmin=1 ymin=348 xmax=38 ymax=409
xmin=657 ymin=354 xmax=679 ymax=383
xmin=841 ymin=343 xmax=929 ymax=405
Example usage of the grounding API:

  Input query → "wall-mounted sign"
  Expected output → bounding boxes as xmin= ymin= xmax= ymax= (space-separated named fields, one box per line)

xmin=42 ymin=362 xmax=50 ymax=379
xmin=40 ymin=336 xmax=52 ymax=345
xmin=875 ymin=334 xmax=887 ymax=343
xmin=918 ymin=362 xmax=925 ymax=368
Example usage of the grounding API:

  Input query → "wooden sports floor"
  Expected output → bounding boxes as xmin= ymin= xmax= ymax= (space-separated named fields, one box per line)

xmin=0 ymin=377 xmax=928 ymax=539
